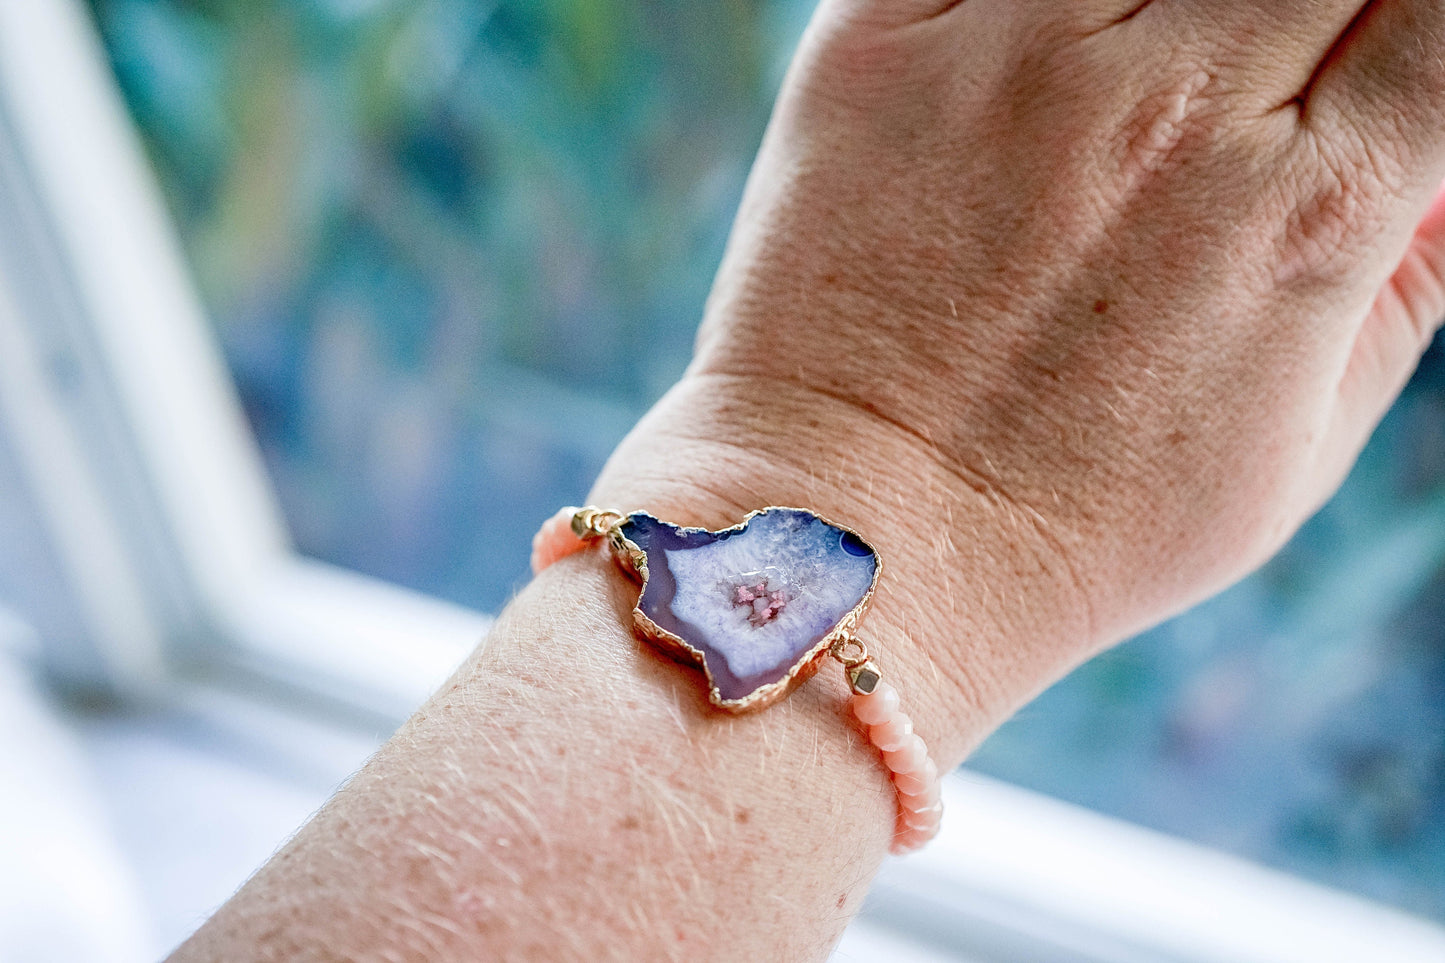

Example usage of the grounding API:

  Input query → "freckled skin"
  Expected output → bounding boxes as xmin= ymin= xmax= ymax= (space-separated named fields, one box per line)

xmin=175 ymin=1 xmax=1445 ymax=960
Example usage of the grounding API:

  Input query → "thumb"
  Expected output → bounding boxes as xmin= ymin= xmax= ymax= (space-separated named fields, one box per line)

xmin=1319 ymin=181 xmax=1445 ymax=498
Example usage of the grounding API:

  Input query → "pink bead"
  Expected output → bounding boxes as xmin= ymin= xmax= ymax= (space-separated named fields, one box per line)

xmin=890 ymin=820 xmax=940 ymax=855
xmin=888 ymin=831 xmax=922 ymax=855
xmin=899 ymin=779 xmax=942 ymax=812
xmin=882 ymin=734 xmax=927 ymax=774
xmin=906 ymin=821 xmax=941 ymax=846
xmin=899 ymin=819 xmax=939 ymax=847
xmin=892 ymin=757 xmax=938 ymax=795
xmin=852 ymin=685 xmax=900 ymax=726
xmin=531 ymin=508 xmax=589 ymax=574
xmin=851 ymin=682 xmax=900 ymax=725
xmin=851 ymin=673 xmax=943 ymax=852
xmin=902 ymin=802 xmax=943 ymax=830
xmin=849 ymin=679 xmax=895 ymax=722
xmin=869 ymin=713 xmax=914 ymax=752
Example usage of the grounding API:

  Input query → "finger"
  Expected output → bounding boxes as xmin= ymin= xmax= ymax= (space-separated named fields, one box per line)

xmin=825 ymin=0 xmax=970 ymax=28
xmin=1148 ymin=0 xmax=1370 ymax=108
xmin=1033 ymin=0 xmax=1163 ymax=33
xmin=1317 ymin=181 xmax=1445 ymax=499
xmin=1304 ymin=0 xmax=1445 ymax=177
xmin=835 ymin=0 xmax=1150 ymax=31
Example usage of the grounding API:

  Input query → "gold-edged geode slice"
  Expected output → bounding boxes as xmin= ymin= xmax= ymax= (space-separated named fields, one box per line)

xmin=612 ymin=507 xmax=880 ymax=713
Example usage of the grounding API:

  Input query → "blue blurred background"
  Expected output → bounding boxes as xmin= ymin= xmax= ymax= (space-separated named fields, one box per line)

xmin=87 ymin=0 xmax=1444 ymax=923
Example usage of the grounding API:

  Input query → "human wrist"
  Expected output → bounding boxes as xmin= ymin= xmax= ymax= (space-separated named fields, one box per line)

xmin=178 ymin=557 xmax=897 ymax=961
xmin=586 ymin=370 xmax=1097 ymax=768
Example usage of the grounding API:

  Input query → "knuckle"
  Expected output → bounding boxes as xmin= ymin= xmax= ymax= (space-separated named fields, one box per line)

xmin=1273 ymin=135 xmax=1395 ymax=286
xmin=1112 ymin=66 xmax=1234 ymax=184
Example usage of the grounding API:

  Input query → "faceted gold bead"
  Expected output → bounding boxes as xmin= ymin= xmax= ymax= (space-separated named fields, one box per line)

xmin=849 ymin=660 xmax=882 ymax=695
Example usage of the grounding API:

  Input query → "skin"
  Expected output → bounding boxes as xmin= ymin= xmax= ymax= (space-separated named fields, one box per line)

xmin=174 ymin=0 xmax=1445 ymax=960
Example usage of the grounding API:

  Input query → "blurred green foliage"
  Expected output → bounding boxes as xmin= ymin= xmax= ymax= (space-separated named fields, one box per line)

xmin=90 ymin=0 xmax=801 ymax=603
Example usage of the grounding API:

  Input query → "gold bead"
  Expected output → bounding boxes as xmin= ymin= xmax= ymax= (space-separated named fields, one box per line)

xmin=570 ymin=507 xmax=596 ymax=539
xmin=848 ymin=660 xmax=882 ymax=695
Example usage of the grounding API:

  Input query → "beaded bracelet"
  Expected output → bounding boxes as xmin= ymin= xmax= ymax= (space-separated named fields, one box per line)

xmin=531 ymin=505 xmax=943 ymax=854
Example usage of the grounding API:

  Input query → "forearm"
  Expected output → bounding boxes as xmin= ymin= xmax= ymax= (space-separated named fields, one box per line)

xmin=168 ymin=0 xmax=1445 ymax=949
xmin=176 ymin=564 xmax=878 ymax=959
xmin=171 ymin=376 xmax=1090 ymax=962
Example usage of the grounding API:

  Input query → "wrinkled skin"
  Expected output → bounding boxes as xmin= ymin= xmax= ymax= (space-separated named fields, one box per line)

xmin=595 ymin=0 xmax=1445 ymax=736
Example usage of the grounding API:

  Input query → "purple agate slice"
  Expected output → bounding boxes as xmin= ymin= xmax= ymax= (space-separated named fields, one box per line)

xmin=619 ymin=508 xmax=878 ymax=704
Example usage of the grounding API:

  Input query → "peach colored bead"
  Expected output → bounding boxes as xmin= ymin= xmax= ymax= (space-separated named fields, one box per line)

xmin=869 ymin=713 xmax=914 ymax=752
xmin=889 ymin=833 xmax=920 ymax=855
xmin=902 ymin=802 xmax=943 ymax=829
xmin=531 ymin=508 xmax=589 ymax=574
xmin=851 ymin=682 xmax=900 ymax=725
xmin=900 ymin=779 xmax=942 ymax=812
xmin=532 ymin=504 xmax=946 ymax=853
xmin=900 ymin=818 xmax=940 ymax=845
xmin=891 ymin=820 xmax=940 ymax=854
xmin=906 ymin=820 xmax=941 ymax=844
xmin=894 ymin=817 xmax=936 ymax=844
xmin=889 ymin=832 xmax=924 ymax=855
xmin=852 ymin=676 xmax=942 ymax=851
xmin=893 ymin=757 xmax=938 ymax=795
xmin=882 ymin=734 xmax=928 ymax=774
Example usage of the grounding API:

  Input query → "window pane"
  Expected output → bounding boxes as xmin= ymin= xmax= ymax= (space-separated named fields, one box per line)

xmin=87 ymin=0 xmax=1445 ymax=924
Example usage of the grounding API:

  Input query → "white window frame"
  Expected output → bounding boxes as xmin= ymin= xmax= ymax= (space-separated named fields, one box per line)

xmin=0 ymin=0 xmax=488 ymax=718
xmin=1 ymin=2 xmax=1441 ymax=959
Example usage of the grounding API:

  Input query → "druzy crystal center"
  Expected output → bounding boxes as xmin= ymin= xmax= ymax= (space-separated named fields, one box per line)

xmin=727 ymin=567 xmax=792 ymax=627
xmin=617 ymin=508 xmax=879 ymax=709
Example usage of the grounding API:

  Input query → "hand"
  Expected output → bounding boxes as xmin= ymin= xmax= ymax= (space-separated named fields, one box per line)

xmin=180 ymin=6 xmax=1445 ymax=957
xmin=593 ymin=0 xmax=1445 ymax=746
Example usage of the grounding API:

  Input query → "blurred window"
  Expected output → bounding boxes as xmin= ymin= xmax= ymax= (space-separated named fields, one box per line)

xmin=82 ymin=0 xmax=1445 ymax=929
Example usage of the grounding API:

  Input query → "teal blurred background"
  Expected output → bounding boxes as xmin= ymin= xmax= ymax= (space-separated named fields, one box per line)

xmin=87 ymin=0 xmax=1444 ymax=922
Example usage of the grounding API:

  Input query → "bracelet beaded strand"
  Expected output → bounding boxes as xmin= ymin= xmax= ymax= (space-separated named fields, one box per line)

xmin=531 ymin=506 xmax=943 ymax=854
xmin=845 ymin=655 xmax=944 ymax=852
